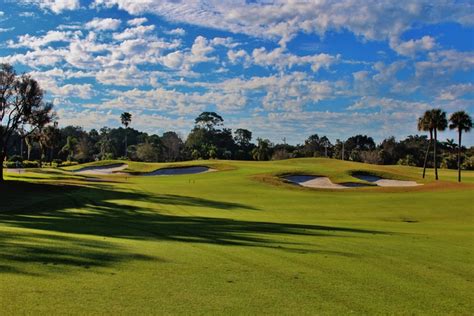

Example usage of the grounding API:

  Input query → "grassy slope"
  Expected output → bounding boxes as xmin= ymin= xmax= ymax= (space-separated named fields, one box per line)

xmin=1 ymin=158 xmax=473 ymax=315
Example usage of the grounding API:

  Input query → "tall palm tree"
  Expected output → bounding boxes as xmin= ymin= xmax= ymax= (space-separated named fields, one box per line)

xmin=417 ymin=112 xmax=433 ymax=178
xmin=429 ymin=109 xmax=448 ymax=180
xmin=449 ymin=111 xmax=472 ymax=182
xmin=120 ymin=112 xmax=132 ymax=157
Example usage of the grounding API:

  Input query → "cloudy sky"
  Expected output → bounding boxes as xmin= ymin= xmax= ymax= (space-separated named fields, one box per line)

xmin=0 ymin=0 xmax=473 ymax=145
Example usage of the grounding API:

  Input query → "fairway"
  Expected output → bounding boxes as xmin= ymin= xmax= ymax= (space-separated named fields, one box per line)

xmin=1 ymin=158 xmax=473 ymax=314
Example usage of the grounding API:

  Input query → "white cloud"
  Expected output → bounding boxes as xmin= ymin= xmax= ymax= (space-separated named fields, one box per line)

xmin=390 ymin=35 xmax=436 ymax=57
xmin=85 ymin=18 xmax=121 ymax=31
xmin=24 ymin=0 xmax=80 ymax=14
xmin=0 ymin=47 xmax=67 ymax=67
xmin=8 ymin=30 xmax=80 ymax=49
xmin=348 ymin=96 xmax=430 ymax=113
xmin=162 ymin=51 xmax=184 ymax=69
xmin=0 ymin=11 xmax=4 ymax=16
xmin=113 ymin=24 xmax=155 ymax=40
xmin=92 ymin=0 xmax=474 ymax=48
xmin=0 ymin=27 xmax=14 ymax=33
xmin=127 ymin=17 xmax=147 ymax=26
xmin=437 ymin=84 xmax=474 ymax=101
xmin=165 ymin=28 xmax=186 ymax=36
xmin=251 ymin=47 xmax=338 ymax=72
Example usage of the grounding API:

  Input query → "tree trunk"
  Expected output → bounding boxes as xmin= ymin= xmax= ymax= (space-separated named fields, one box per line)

xmin=124 ymin=131 xmax=128 ymax=158
xmin=20 ymin=138 xmax=24 ymax=159
xmin=458 ymin=130 xmax=462 ymax=182
xmin=0 ymin=151 xmax=5 ymax=183
xmin=434 ymin=129 xmax=438 ymax=180
xmin=422 ymin=131 xmax=432 ymax=178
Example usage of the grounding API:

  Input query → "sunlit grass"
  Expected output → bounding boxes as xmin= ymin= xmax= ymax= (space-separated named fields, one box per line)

xmin=1 ymin=158 xmax=473 ymax=314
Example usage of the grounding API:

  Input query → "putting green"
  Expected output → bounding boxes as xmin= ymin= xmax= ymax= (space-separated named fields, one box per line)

xmin=0 ymin=158 xmax=473 ymax=314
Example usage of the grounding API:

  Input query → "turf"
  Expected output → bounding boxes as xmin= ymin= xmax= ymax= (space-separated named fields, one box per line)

xmin=1 ymin=158 xmax=473 ymax=315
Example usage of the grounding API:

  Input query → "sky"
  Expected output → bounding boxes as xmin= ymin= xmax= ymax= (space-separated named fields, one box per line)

xmin=0 ymin=0 xmax=473 ymax=145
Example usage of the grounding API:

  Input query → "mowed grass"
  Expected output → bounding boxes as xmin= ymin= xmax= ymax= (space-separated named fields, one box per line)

xmin=0 ymin=158 xmax=473 ymax=315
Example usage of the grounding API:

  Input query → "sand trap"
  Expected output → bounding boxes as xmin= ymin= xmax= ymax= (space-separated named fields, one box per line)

xmin=284 ymin=175 xmax=351 ymax=189
xmin=74 ymin=163 xmax=128 ymax=175
xmin=145 ymin=166 xmax=215 ymax=176
xmin=5 ymin=168 xmax=27 ymax=174
xmin=353 ymin=174 xmax=422 ymax=187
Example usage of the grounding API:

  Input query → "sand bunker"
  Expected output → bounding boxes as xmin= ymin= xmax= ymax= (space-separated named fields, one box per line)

xmin=284 ymin=175 xmax=351 ymax=189
xmin=74 ymin=163 xmax=128 ymax=175
xmin=145 ymin=166 xmax=215 ymax=176
xmin=352 ymin=174 xmax=422 ymax=187
xmin=284 ymin=173 xmax=422 ymax=189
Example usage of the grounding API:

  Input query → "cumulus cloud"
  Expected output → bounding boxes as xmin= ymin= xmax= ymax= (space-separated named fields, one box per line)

xmin=127 ymin=17 xmax=147 ymax=26
xmin=437 ymin=84 xmax=474 ymax=101
xmin=113 ymin=24 xmax=155 ymax=40
xmin=8 ymin=30 xmax=80 ymax=49
xmin=390 ymin=36 xmax=436 ymax=57
xmin=85 ymin=18 xmax=121 ymax=31
xmin=23 ymin=0 xmax=80 ymax=14
xmin=165 ymin=28 xmax=186 ymax=36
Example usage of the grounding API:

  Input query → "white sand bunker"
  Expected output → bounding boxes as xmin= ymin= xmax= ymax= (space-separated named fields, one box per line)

xmin=284 ymin=175 xmax=353 ymax=189
xmin=145 ymin=166 xmax=215 ymax=176
xmin=74 ymin=163 xmax=128 ymax=175
xmin=353 ymin=174 xmax=422 ymax=187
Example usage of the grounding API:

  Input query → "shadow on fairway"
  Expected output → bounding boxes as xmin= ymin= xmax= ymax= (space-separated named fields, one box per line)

xmin=0 ymin=181 xmax=386 ymax=275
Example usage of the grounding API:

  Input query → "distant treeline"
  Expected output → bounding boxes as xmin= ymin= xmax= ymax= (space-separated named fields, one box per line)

xmin=4 ymin=111 xmax=474 ymax=170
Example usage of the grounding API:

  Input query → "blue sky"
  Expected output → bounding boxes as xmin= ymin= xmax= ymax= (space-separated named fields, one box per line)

xmin=0 ymin=0 xmax=473 ymax=145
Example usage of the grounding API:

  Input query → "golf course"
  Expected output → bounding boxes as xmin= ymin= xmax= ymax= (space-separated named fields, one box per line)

xmin=1 ymin=158 xmax=473 ymax=314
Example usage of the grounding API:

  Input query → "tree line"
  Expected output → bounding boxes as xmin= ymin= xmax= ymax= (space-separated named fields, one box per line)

xmin=1 ymin=63 xmax=472 ymax=182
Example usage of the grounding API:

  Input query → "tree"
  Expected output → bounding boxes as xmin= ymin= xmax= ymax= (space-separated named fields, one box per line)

xmin=195 ymin=112 xmax=223 ymax=131
xmin=429 ymin=109 xmax=448 ymax=180
xmin=42 ymin=122 xmax=60 ymax=162
xmin=418 ymin=111 xmax=434 ymax=178
xmin=234 ymin=128 xmax=252 ymax=148
xmin=252 ymin=138 xmax=272 ymax=161
xmin=98 ymin=127 xmax=116 ymax=159
xmin=75 ymin=136 xmax=93 ymax=162
xmin=0 ymin=64 xmax=54 ymax=182
xmin=161 ymin=131 xmax=183 ymax=161
xmin=120 ymin=112 xmax=132 ymax=157
xmin=136 ymin=141 xmax=160 ymax=162
xmin=60 ymin=136 xmax=78 ymax=162
xmin=449 ymin=111 xmax=472 ymax=182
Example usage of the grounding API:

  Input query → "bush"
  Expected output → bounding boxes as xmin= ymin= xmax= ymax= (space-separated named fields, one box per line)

xmin=59 ymin=161 xmax=79 ymax=167
xmin=461 ymin=156 xmax=474 ymax=170
xmin=3 ymin=161 xmax=19 ymax=168
xmin=360 ymin=150 xmax=381 ymax=165
xmin=272 ymin=149 xmax=290 ymax=160
xmin=397 ymin=155 xmax=416 ymax=166
xmin=22 ymin=160 xmax=40 ymax=168
xmin=8 ymin=155 xmax=23 ymax=162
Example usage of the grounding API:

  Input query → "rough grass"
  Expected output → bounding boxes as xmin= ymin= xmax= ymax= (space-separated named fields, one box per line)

xmin=1 ymin=158 xmax=473 ymax=315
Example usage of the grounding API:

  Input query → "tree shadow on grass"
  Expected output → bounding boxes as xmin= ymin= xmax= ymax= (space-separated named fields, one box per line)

xmin=0 ymin=181 xmax=387 ymax=275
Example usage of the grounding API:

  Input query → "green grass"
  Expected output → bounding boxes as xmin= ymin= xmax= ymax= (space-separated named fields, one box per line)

xmin=1 ymin=158 xmax=473 ymax=315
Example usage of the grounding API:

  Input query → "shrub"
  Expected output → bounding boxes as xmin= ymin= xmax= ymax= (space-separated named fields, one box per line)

xmin=22 ymin=160 xmax=40 ymax=168
xmin=3 ymin=161 xmax=19 ymax=168
xmin=397 ymin=155 xmax=416 ymax=166
xmin=360 ymin=150 xmax=381 ymax=165
xmin=59 ymin=161 xmax=79 ymax=167
xmin=461 ymin=156 xmax=474 ymax=170
xmin=272 ymin=149 xmax=290 ymax=160
xmin=8 ymin=155 xmax=23 ymax=162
